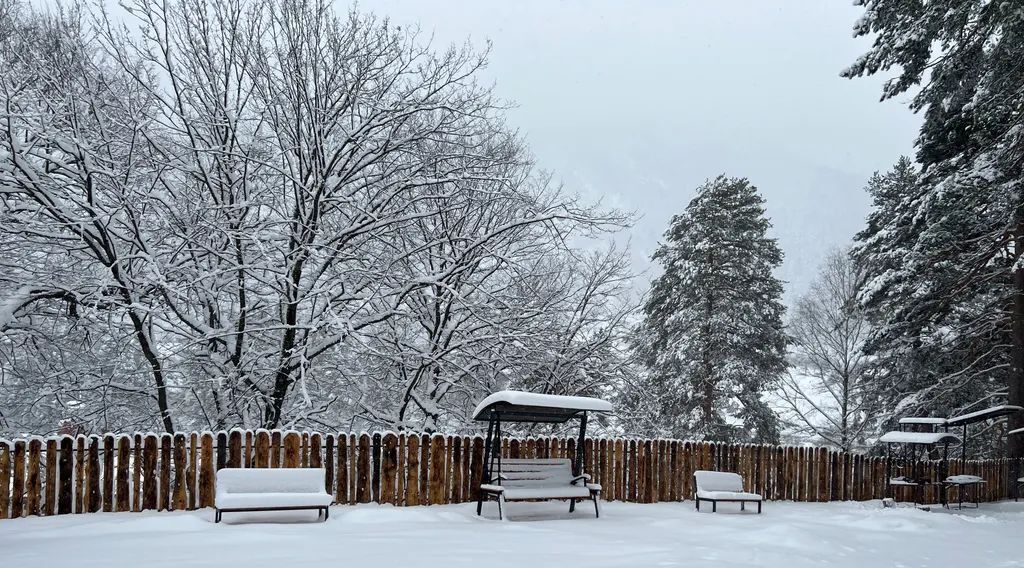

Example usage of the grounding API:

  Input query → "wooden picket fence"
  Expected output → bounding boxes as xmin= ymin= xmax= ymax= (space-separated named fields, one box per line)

xmin=0 ymin=430 xmax=1019 ymax=519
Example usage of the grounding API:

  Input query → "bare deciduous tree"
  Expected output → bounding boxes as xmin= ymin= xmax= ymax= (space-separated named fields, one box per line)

xmin=776 ymin=249 xmax=870 ymax=451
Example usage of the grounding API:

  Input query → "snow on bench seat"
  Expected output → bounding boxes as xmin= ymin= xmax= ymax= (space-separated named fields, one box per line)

xmin=215 ymin=468 xmax=331 ymax=523
xmin=480 ymin=458 xmax=600 ymax=519
xmin=693 ymin=471 xmax=762 ymax=514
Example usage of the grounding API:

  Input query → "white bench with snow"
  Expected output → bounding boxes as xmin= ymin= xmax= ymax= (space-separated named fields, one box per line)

xmin=215 ymin=467 xmax=332 ymax=523
xmin=693 ymin=470 xmax=762 ymax=514
xmin=479 ymin=458 xmax=601 ymax=520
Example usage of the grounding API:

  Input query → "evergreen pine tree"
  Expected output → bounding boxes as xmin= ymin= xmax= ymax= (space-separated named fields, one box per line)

xmin=635 ymin=176 xmax=786 ymax=443
xmin=845 ymin=2 xmax=1024 ymax=454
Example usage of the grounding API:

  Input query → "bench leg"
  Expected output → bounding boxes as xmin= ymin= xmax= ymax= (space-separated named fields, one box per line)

xmin=758 ymin=501 xmax=762 ymax=514
xmin=569 ymin=498 xmax=576 ymax=513
xmin=215 ymin=509 xmax=221 ymax=523
xmin=741 ymin=502 xmax=745 ymax=511
xmin=696 ymin=498 xmax=700 ymax=511
xmin=322 ymin=507 xmax=329 ymax=521
xmin=497 ymin=495 xmax=504 ymax=521
xmin=476 ymin=495 xmax=484 ymax=516
xmin=592 ymin=494 xmax=600 ymax=518
xmin=712 ymin=501 xmax=716 ymax=513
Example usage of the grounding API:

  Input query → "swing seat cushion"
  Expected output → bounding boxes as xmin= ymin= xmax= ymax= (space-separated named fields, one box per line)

xmin=480 ymin=459 xmax=599 ymax=501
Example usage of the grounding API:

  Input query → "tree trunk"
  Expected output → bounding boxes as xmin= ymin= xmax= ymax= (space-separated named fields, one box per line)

xmin=1009 ymin=230 xmax=1024 ymax=458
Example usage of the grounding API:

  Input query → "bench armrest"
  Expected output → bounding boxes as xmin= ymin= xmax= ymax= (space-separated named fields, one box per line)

xmin=570 ymin=473 xmax=592 ymax=485
xmin=480 ymin=484 xmax=504 ymax=494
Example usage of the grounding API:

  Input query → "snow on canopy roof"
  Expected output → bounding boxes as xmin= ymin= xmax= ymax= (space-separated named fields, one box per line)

xmin=878 ymin=431 xmax=961 ymax=445
xmin=472 ymin=390 xmax=613 ymax=422
xmin=945 ymin=405 xmax=1024 ymax=427
xmin=898 ymin=417 xmax=947 ymax=425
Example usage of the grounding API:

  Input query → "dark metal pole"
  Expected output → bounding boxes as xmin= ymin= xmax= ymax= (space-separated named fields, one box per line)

xmin=477 ymin=414 xmax=495 ymax=515
xmin=494 ymin=413 xmax=502 ymax=480
xmin=575 ymin=412 xmax=588 ymax=476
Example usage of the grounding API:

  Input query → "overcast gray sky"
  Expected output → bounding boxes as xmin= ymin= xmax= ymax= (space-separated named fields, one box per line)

xmin=360 ymin=0 xmax=922 ymax=302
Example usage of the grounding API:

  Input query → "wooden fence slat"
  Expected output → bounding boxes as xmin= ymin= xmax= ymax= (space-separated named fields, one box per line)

xmin=58 ymin=436 xmax=73 ymax=515
xmin=450 ymin=436 xmax=462 ymax=504
xmin=406 ymin=434 xmax=420 ymax=506
xmin=255 ymin=431 xmax=270 ymax=468
xmin=132 ymin=434 xmax=142 ymax=512
xmin=100 ymin=435 xmax=114 ymax=512
xmin=325 ymin=435 xmax=335 ymax=498
xmin=25 ymin=439 xmax=40 ymax=516
xmin=228 ymin=430 xmax=242 ymax=469
xmin=284 ymin=432 xmax=301 ymax=469
xmin=116 ymin=436 xmax=131 ymax=512
xmin=199 ymin=433 xmax=214 ymax=508
xmin=429 ymin=435 xmax=445 ymax=505
xmin=470 ymin=436 xmax=484 ymax=502
xmin=268 ymin=431 xmax=280 ymax=468
xmin=372 ymin=433 xmax=382 ymax=504
xmin=172 ymin=434 xmax=187 ymax=511
xmin=142 ymin=435 xmax=158 ymax=510
xmin=43 ymin=438 xmax=57 ymax=516
xmin=245 ymin=431 xmax=253 ymax=468
xmin=86 ymin=437 xmax=101 ymax=513
xmin=310 ymin=433 xmax=323 ymax=469
xmin=0 ymin=441 xmax=10 ymax=519
xmin=187 ymin=433 xmax=198 ymax=510
xmin=419 ymin=434 xmax=430 ymax=506
xmin=396 ymin=434 xmax=406 ymax=506
xmin=356 ymin=433 xmax=371 ymax=503
xmin=159 ymin=435 xmax=171 ymax=511
xmin=382 ymin=433 xmax=398 ymax=505
xmin=75 ymin=437 xmax=85 ymax=514
xmin=336 ymin=434 xmax=348 ymax=504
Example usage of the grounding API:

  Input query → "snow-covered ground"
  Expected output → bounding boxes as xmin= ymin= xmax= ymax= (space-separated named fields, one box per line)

xmin=2 ymin=500 xmax=1022 ymax=567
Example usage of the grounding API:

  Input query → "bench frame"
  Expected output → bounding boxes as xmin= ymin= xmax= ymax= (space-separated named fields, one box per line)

xmin=693 ymin=473 xmax=762 ymax=514
xmin=215 ymin=504 xmax=330 ymax=523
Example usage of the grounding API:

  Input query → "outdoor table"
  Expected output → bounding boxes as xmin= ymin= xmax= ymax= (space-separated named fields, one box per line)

xmin=943 ymin=475 xmax=985 ymax=510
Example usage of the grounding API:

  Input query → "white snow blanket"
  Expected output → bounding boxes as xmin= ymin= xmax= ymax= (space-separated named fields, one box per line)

xmin=693 ymin=471 xmax=762 ymax=501
xmin=216 ymin=468 xmax=332 ymax=510
xmin=5 ymin=501 xmax=1024 ymax=567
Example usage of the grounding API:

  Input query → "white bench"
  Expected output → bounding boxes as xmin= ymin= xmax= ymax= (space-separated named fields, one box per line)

xmin=215 ymin=468 xmax=332 ymax=523
xmin=693 ymin=470 xmax=762 ymax=513
xmin=479 ymin=458 xmax=601 ymax=519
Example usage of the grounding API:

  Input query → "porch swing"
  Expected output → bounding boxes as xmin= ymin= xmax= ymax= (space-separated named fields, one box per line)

xmin=472 ymin=390 xmax=613 ymax=520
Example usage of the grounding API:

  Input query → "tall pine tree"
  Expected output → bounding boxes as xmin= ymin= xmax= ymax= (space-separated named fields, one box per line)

xmin=845 ymin=1 xmax=1024 ymax=455
xmin=635 ymin=176 xmax=786 ymax=443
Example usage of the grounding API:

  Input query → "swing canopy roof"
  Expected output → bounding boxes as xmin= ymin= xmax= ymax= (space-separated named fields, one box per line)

xmin=945 ymin=404 xmax=1023 ymax=427
xmin=472 ymin=390 xmax=614 ymax=423
xmin=879 ymin=431 xmax=962 ymax=445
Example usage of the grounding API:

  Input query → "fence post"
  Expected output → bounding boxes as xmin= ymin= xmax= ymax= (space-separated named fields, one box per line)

xmin=58 ymin=436 xmax=73 ymax=515
xmin=116 ymin=436 xmax=130 ymax=512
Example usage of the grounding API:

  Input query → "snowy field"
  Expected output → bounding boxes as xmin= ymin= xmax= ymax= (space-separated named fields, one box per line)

xmin=2 ymin=500 xmax=1022 ymax=568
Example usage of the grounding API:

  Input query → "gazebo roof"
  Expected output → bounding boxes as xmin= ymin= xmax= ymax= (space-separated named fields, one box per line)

xmin=945 ymin=405 xmax=1024 ymax=427
xmin=471 ymin=390 xmax=613 ymax=423
xmin=878 ymin=431 xmax=962 ymax=445
xmin=898 ymin=417 xmax=948 ymax=425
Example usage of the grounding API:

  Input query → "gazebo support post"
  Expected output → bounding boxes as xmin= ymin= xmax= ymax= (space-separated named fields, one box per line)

xmin=575 ymin=412 xmax=588 ymax=477
xmin=477 ymin=415 xmax=496 ymax=516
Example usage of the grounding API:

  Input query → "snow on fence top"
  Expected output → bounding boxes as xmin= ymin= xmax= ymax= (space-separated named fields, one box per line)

xmin=471 ymin=390 xmax=614 ymax=421
xmin=878 ymin=431 xmax=962 ymax=445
